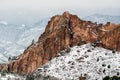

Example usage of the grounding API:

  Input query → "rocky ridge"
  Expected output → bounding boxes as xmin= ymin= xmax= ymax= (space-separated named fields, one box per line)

xmin=0 ymin=12 xmax=120 ymax=74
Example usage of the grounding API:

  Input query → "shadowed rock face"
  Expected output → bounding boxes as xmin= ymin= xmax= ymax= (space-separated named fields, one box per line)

xmin=0 ymin=12 xmax=120 ymax=74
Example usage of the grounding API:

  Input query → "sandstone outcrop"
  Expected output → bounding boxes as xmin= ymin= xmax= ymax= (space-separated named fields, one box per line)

xmin=0 ymin=12 xmax=119 ymax=74
xmin=101 ymin=25 xmax=120 ymax=51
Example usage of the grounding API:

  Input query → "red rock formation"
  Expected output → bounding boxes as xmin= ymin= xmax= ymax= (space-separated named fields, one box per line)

xmin=0 ymin=64 xmax=3 ymax=71
xmin=0 ymin=12 xmax=119 ymax=74
xmin=101 ymin=25 xmax=120 ymax=51
xmin=0 ymin=64 xmax=8 ymax=72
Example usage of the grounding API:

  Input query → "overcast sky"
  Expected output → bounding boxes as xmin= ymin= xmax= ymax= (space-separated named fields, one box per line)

xmin=0 ymin=0 xmax=120 ymax=25
xmin=0 ymin=0 xmax=120 ymax=10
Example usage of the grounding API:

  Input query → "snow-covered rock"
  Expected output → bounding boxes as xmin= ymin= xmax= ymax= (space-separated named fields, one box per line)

xmin=37 ymin=44 xmax=120 ymax=80
xmin=0 ymin=73 xmax=25 ymax=80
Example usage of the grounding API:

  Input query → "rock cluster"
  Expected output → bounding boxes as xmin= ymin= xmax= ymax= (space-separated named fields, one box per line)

xmin=0 ymin=12 xmax=119 ymax=74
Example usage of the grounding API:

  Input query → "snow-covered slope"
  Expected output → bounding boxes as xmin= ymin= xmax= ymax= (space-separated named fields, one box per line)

xmin=83 ymin=14 xmax=120 ymax=24
xmin=36 ymin=44 xmax=120 ymax=80
xmin=0 ymin=18 xmax=49 ymax=63
xmin=0 ymin=73 xmax=25 ymax=80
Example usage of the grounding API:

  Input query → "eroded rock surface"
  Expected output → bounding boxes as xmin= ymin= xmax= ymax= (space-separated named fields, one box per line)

xmin=0 ymin=12 xmax=119 ymax=74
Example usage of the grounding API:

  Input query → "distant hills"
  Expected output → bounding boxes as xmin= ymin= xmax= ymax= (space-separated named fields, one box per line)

xmin=83 ymin=14 xmax=120 ymax=24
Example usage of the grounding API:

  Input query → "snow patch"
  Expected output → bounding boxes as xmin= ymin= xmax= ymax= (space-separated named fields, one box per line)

xmin=0 ymin=21 xmax=8 ymax=25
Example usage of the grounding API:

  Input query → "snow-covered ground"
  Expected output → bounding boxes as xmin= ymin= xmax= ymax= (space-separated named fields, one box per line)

xmin=0 ymin=73 xmax=25 ymax=80
xmin=37 ymin=44 xmax=120 ymax=80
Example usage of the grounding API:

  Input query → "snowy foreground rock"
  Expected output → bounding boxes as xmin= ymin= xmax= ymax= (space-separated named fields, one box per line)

xmin=36 ymin=44 xmax=120 ymax=80
xmin=0 ymin=73 xmax=25 ymax=80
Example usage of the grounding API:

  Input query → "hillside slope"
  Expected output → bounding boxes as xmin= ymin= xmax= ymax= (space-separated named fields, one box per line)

xmin=36 ymin=44 xmax=120 ymax=80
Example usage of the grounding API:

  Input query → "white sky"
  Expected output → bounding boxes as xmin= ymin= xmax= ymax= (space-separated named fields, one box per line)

xmin=0 ymin=0 xmax=120 ymax=10
xmin=0 ymin=0 xmax=120 ymax=25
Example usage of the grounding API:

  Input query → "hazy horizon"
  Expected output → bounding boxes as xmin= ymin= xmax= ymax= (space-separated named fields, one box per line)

xmin=0 ymin=0 xmax=120 ymax=25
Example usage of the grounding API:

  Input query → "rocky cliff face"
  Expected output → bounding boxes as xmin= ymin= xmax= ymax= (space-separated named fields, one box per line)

xmin=101 ymin=25 xmax=120 ymax=51
xmin=0 ymin=12 xmax=120 ymax=74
